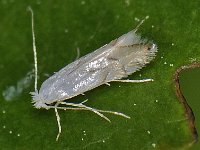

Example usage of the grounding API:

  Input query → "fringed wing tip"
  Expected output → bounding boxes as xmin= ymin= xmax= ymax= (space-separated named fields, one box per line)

xmin=147 ymin=43 xmax=158 ymax=60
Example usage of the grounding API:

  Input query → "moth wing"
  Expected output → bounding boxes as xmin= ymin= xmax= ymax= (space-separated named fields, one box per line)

xmin=38 ymin=44 xmax=113 ymax=102
xmin=106 ymin=43 xmax=157 ymax=81
xmin=120 ymin=43 xmax=157 ymax=75
xmin=37 ymin=30 xmax=157 ymax=103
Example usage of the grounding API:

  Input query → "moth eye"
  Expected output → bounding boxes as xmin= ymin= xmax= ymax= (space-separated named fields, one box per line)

xmin=147 ymin=46 xmax=151 ymax=50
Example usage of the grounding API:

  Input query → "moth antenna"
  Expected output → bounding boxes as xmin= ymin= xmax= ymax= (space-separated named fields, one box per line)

xmin=134 ymin=15 xmax=149 ymax=33
xmin=27 ymin=6 xmax=38 ymax=92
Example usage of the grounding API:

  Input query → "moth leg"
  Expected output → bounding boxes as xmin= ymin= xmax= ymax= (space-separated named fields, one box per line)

xmin=93 ymin=109 xmax=130 ymax=119
xmin=60 ymin=102 xmax=111 ymax=122
xmin=48 ymin=105 xmax=130 ymax=119
xmin=78 ymin=100 xmax=130 ymax=118
xmin=54 ymin=102 xmax=62 ymax=141
xmin=49 ymin=99 xmax=130 ymax=140
xmin=81 ymin=99 xmax=88 ymax=104
xmin=64 ymin=101 xmax=130 ymax=118
xmin=60 ymin=100 xmax=130 ymax=119
xmin=49 ymin=105 xmax=96 ymax=111
xmin=105 ymin=83 xmax=111 ymax=86
xmin=111 ymin=78 xmax=154 ymax=83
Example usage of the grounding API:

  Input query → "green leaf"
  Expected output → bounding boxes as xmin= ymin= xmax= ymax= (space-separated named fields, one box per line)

xmin=0 ymin=0 xmax=199 ymax=149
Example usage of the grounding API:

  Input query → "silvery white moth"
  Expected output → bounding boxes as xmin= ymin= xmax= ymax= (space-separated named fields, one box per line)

xmin=28 ymin=7 xmax=157 ymax=141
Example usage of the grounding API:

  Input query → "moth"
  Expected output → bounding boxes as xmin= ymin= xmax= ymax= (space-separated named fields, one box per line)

xmin=28 ymin=7 xmax=157 ymax=141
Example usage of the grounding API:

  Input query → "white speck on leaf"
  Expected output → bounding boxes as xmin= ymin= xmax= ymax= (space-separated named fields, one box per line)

xmin=134 ymin=17 xmax=140 ymax=22
xmin=83 ymin=130 xmax=87 ymax=136
xmin=147 ymin=130 xmax=151 ymax=134
xmin=152 ymin=143 xmax=156 ymax=148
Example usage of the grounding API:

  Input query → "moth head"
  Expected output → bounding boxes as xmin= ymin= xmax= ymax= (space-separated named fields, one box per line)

xmin=145 ymin=43 xmax=157 ymax=59
xmin=30 ymin=91 xmax=48 ymax=109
